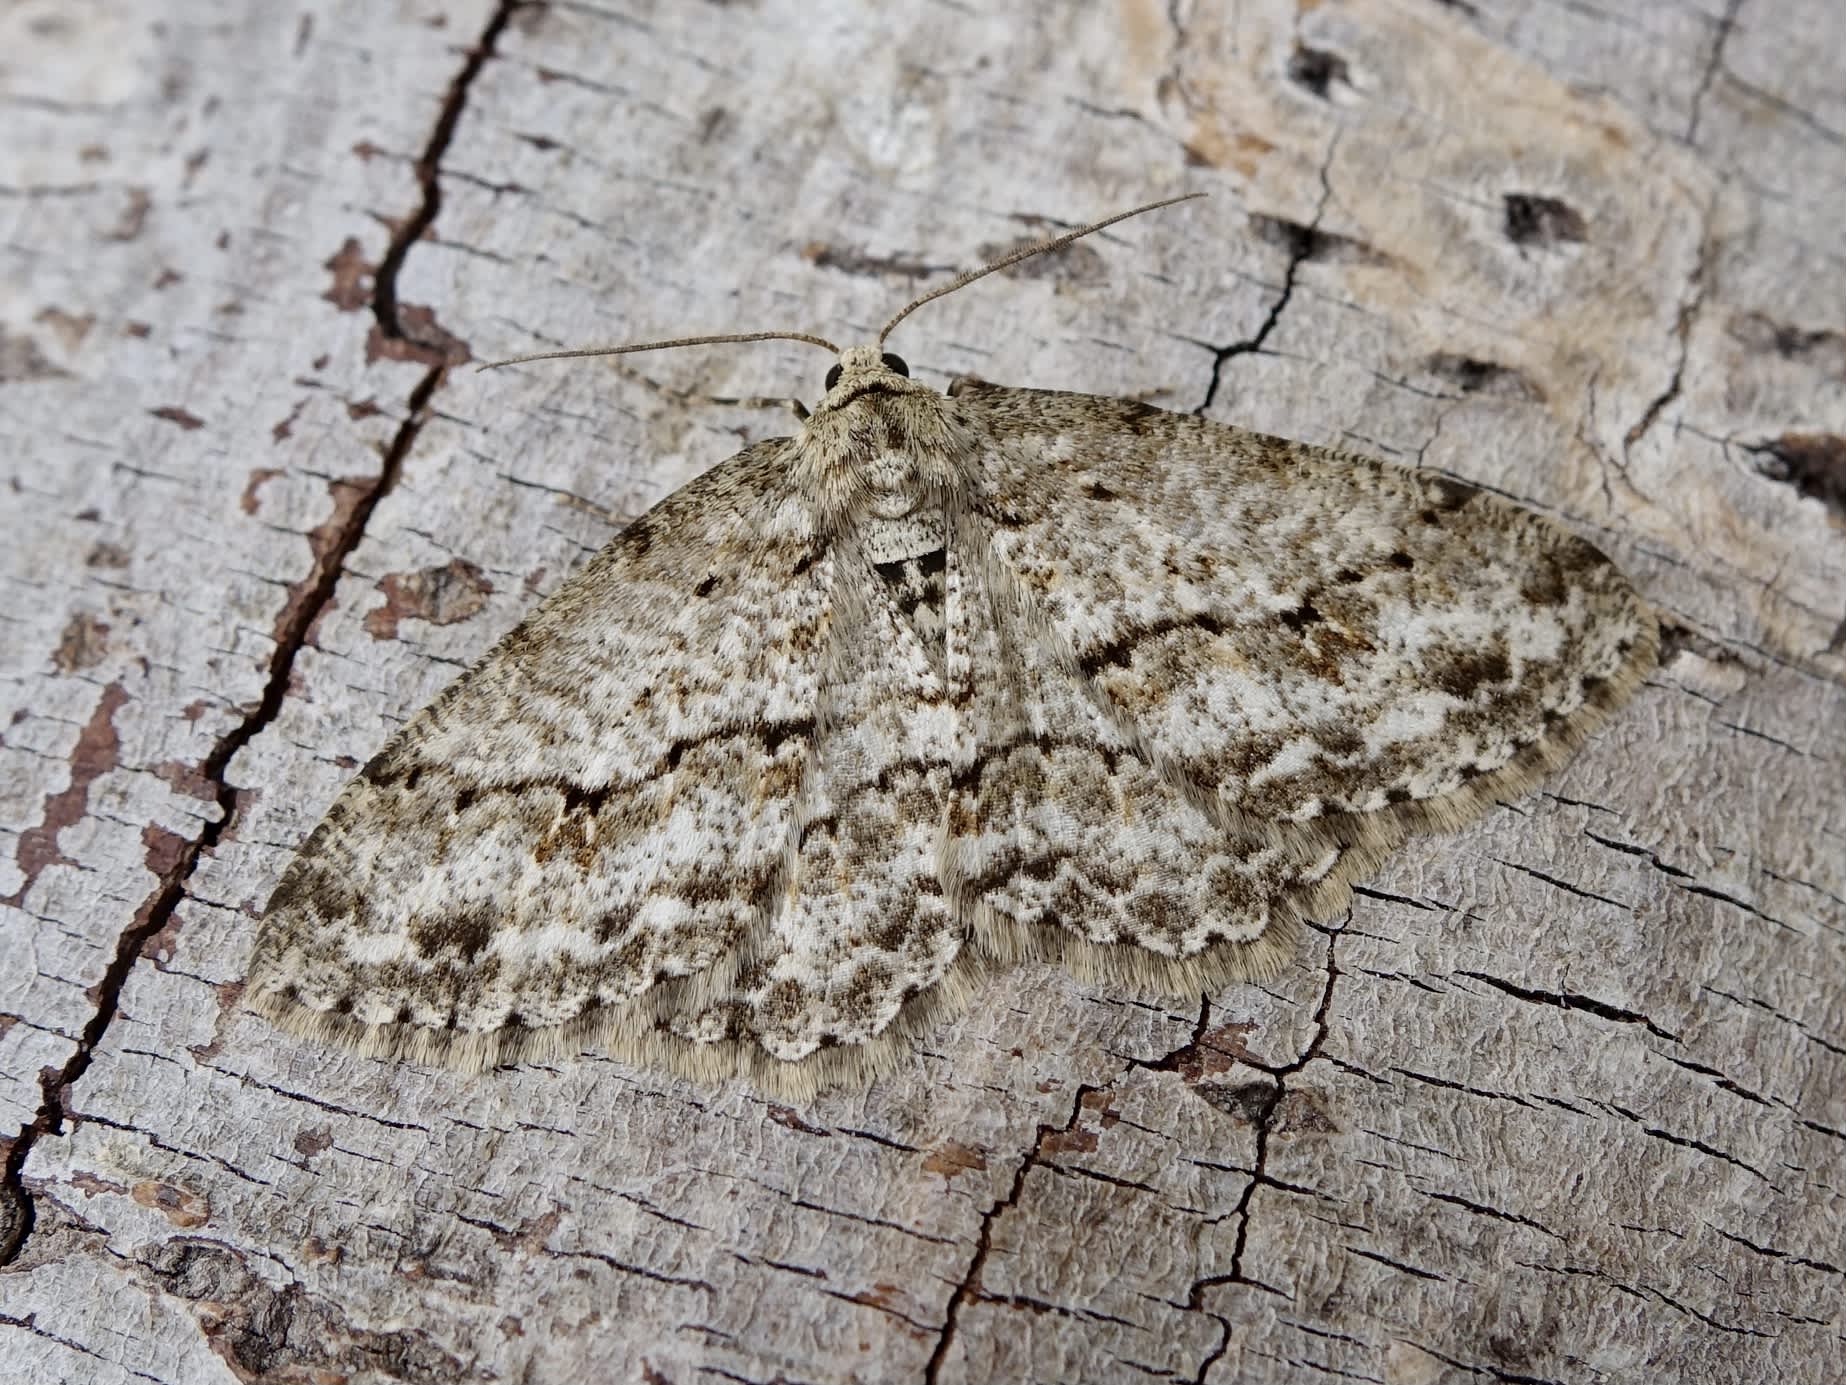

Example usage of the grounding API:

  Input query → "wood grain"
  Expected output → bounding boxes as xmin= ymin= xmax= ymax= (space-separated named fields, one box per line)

xmin=2 ymin=2 xmax=1841 ymax=1381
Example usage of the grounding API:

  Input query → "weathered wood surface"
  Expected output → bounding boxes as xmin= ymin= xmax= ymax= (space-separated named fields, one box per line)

xmin=3 ymin=1 xmax=1842 ymax=1381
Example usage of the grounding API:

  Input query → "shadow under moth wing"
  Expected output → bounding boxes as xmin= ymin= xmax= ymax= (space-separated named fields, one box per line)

xmin=246 ymin=210 xmax=1655 ymax=1099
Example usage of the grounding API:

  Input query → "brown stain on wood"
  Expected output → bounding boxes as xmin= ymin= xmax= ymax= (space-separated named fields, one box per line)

xmin=1040 ymin=1127 xmax=1099 ymax=1155
xmin=241 ymin=468 xmax=281 ymax=514
xmin=105 ymin=187 xmax=151 ymax=242
xmin=365 ymin=305 xmax=471 ymax=367
xmin=802 ymin=242 xmax=950 ymax=280
xmin=34 ymin=307 xmax=95 ymax=350
xmin=268 ymin=473 xmax=374 ymax=657
xmin=364 ymin=558 xmax=493 ymax=640
xmin=7 ymin=683 xmax=129 ymax=907
xmin=767 ymin=1104 xmax=829 ymax=1136
xmin=152 ymin=760 xmax=217 ymax=803
xmin=1272 ymin=1087 xmax=1340 ymax=1135
xmin=132 ymin=1179 xmax=209 ymax=1229
xmin=0 ymin=327 xmax=71 ymax=383
xmin=133 ymin=824 xmax=193 ymax=967
xmin=148 ymin=405 xmax=204 ymax=431
xmin=922 ymin=1141 xmax=987 ymax=1182
xmin=53 ymin=612 xmax=110 ymax=673
xmin=1186 ymin=127 xmax=1278 ymax=177
xmin=323 ymin=237 xmax=375 ymax=312
xmin=1172 ymin=1020 xmax=1260 ymax=1083
xmin=69 ymin=1172 xmax=128 ymax=1199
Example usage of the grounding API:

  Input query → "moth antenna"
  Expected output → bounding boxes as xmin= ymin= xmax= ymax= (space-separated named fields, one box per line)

xmin=478 ymin=330 xmax=842 ymax=372
xmin=876 ymin=193 xmax=1205 ymax=347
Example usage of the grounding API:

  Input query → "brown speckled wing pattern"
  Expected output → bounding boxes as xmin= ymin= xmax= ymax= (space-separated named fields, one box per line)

xmin=246 ymin=349 xmax=1655 ymax=1096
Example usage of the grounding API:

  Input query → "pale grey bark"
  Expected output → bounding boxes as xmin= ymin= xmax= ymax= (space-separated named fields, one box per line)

xmin=2 ymin=2 xmax=1842 ymax=1382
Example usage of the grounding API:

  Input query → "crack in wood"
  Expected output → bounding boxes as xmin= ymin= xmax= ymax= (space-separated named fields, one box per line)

xmin=1162 ymin=929 xmax=1348 ymax=1383
xmin=0 ymin=0 xmax=522 ymax=1272
xmin=8 ymin=3 xmax=1845 ymax=1378
xmin=1193 ymin=136 xmax=1340 ymax=417
xmin=0 ymin=1310 xmax=166 ymax=1385
xmin=1453 ymin=970 xmax=1682 ymax=1042
xmin=921 ymin=1081 xmax=1110 ymax=1383
xmin=1602 ymin=1105 xmax=1776 ymax=1185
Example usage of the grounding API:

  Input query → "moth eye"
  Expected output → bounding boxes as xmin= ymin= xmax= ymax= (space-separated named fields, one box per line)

xmin=881 ymin=353 xmax=909 ymax=377
xmin=824 ymin=362 xmax=843 ymax=392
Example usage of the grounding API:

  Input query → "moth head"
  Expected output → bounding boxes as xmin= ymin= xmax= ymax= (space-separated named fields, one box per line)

xmin=823 ymin=347 xmax=909 ymax=395
xmin=795 ymin=349 xmax=964 ymax=520
xmin=812 ymin=346 xmax=922 ymax=413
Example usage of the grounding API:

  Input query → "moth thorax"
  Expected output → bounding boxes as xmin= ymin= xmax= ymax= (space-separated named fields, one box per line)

xmin=863 ymin=450 xmax=926 ymax=518
xmin=861 ymin=510 xmax=945 ymax=564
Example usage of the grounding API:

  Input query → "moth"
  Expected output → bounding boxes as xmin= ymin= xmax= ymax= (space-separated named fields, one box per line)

xmin=246 ymin=198 xmax=1656 ymax=1095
